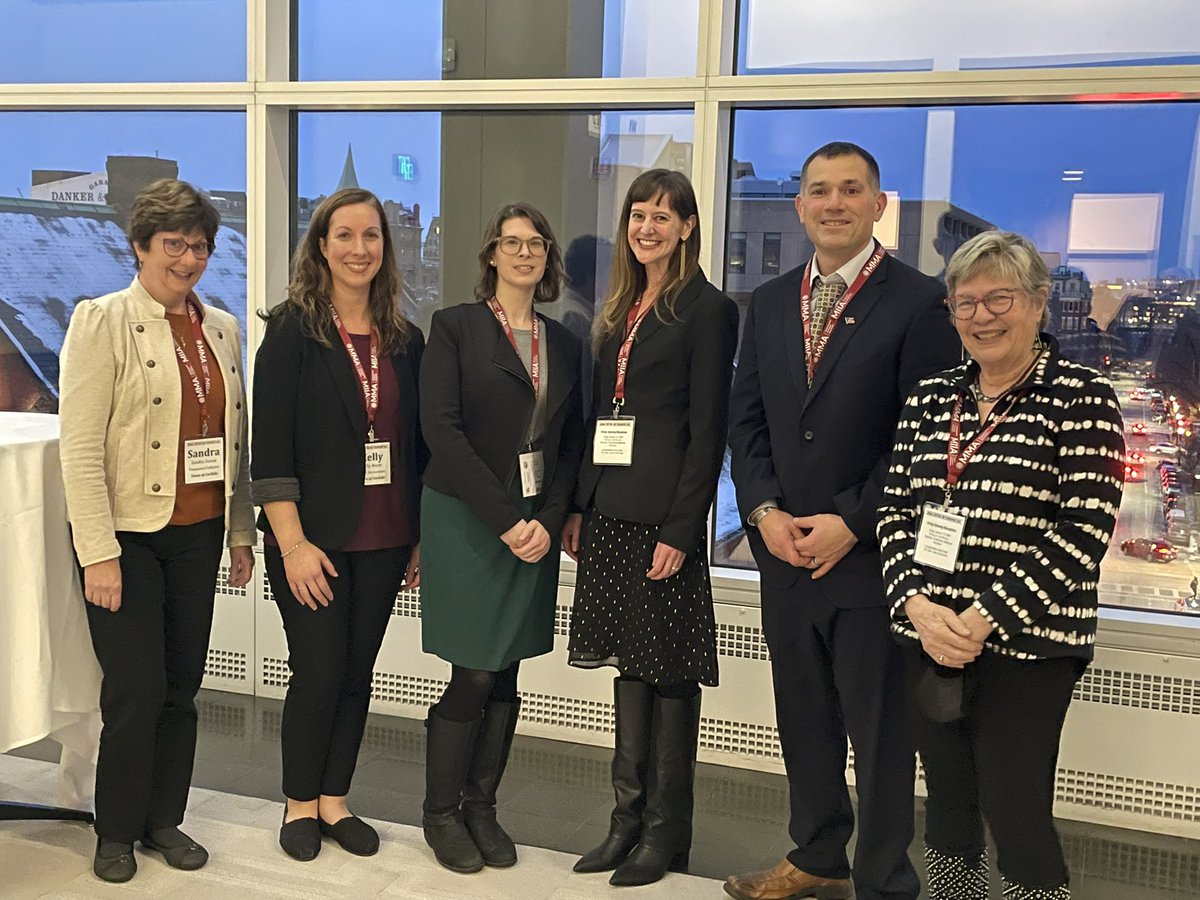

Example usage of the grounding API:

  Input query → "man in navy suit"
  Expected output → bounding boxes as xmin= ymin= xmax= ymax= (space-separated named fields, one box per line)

xmin=725 ymin=143 xmax=961 ymax=900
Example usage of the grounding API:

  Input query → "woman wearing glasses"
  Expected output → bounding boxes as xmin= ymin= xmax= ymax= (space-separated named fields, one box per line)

xmin=418 ymin=203 xmax=583 ymax=874
xmin=252 ymin=188 xmax=424 ymax=862
xmin=878 ymin=231 xmax=1124 ymax=900
xmin=60 ymin=179 xmax=255 ymax=882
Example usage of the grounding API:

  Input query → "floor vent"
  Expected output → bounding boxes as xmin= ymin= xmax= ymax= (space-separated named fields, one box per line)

xmin=261 ymin=656 xmax=291 ymax=689
xmin=205 ymin=648 xmax=248 ymax=682
xmin=1056 ymin=767 xmax=1199 ymax=823
xmin=715 ymin=622 xmax=770 ymax=660
xmin=1074 ymin=667 xmax=1200 ymax=716
xmin=196 ymin=699 xmax=248 ymax=737
xmin=1060 ymin=831 xmax=1200 ymax=894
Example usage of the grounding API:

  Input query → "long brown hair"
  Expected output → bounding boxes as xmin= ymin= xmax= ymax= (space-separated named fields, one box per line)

xmin=592 ymin=169 xmax=701 ymax=354
xmin=474 ymin=202 xmax=565 ymax=304
xmin=262 ymin=188 xmax=410 ymax=354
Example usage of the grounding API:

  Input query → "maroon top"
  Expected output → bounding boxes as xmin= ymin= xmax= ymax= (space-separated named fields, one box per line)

xmin=343 ymin=332 xmax=410 ymax=551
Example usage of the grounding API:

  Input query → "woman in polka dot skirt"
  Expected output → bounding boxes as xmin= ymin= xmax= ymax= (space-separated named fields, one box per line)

xmin=562 ymin=169 xmax=738 ymax=888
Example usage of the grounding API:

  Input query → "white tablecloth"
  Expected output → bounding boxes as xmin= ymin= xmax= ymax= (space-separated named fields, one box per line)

xmin=0 ymin=412 xmax=101 ymax=809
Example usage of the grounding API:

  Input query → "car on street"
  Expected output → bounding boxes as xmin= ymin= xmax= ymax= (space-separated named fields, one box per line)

xmin=1120 ymin=538 xmax=1178 ymax=563
xmin=1130 ymin=422 xmax=1147 ymax=435
xmin=1127 ymin=451 xmax=1146 ymax=464
xmin=1148 ymin=443 xmax=1178 ymax=454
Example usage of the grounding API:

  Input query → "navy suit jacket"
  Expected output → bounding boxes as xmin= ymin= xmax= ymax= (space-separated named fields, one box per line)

xmin=728 ymin=253 xmax=961 ymax=603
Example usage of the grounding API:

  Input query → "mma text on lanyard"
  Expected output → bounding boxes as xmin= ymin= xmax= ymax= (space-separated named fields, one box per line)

xmin=913 ymin=391 xmax=1022 ymax=573
xmin=488 ymin=298 xmax=544 ymax=498
xmin=593 ymin=296 xmax=653 ymax=467
xmin=173 ymin=299 xmax=224 ymax=485
xmin=331 ymin=305 xmax=391 ymax=487
xmin=799 ymin=240 xmax=886 ymax=385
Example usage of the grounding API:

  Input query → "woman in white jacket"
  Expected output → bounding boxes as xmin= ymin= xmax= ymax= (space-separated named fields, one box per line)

xmin=59 ymin=179 xmax=255 ymax=884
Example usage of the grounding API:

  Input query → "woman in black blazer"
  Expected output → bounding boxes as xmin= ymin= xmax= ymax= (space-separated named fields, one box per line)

xmin=418 ymin=203 xmax=583 ymax=874
xmin=251 ymin=188 xmax=425 ymax=862
xmin=563 ymin=169 xmax=739 ymax=887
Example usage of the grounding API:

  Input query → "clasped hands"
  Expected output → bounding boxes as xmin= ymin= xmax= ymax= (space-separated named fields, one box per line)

xmin=758 ymin=510 xmax=857 ymax=579
xmin=904 ymin=593 xmax=994 ymax=668
xmin=560 ymin=512 xmax=685 ymax=580
xmin=501 ymin=518 xmax=552 ymax=564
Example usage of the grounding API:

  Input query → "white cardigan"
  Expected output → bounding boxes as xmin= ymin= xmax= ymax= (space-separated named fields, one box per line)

xmin=59 ymin=277 xmax=256 ymax=567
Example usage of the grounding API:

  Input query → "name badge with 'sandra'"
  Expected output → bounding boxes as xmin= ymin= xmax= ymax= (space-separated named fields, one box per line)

xmin=184 ymin=437 xmax=225 ymax=485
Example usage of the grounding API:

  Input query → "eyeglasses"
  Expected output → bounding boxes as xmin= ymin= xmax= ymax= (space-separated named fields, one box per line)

xmin=946 ymin=289 xmax=1018 ymax=319
xmin=494 ymin=236 xmax=550 ymax=257
xmin=161 ymin=236 xmax=213 ymax=259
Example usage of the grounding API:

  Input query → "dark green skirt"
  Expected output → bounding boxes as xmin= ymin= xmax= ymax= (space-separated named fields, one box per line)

xmin=420 ymin=484 xmax=560 ymax=670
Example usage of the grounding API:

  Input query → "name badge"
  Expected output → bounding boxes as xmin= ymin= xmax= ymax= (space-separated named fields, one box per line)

xmin=184 ymin=436 xmax=225 ymax=485
xmin=519 ymin=449 xmax=545 ymax=498
xmin=364 ymin=441 xmax=392 ymax=486
xmin=913 ymin=502 xmax=968 ymax=574
xmin=593 ymin=416 xmax=636 ymax=466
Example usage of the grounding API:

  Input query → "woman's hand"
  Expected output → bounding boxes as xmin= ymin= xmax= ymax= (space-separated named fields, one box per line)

xmin=501 ymin=519 xmax=530 ymax=550
xmin=904 ymin=593 xmax=983 ymax=668
xmin=510 ymin=520 xmax=551 ymax=564
xmin=83 ymin=559 xmax=122 ymax=611
xmin=561 ymin=513 xmax=584 ymax=562
xmin=228 ymin=545 xmax=254 ymax=588
xmin=282 ymin=542 xmax=338 ymax=610
xmin=403 ymin=544 xmax=421 ymax=589
xmin=647 ymin=542 xmax=686 ymax=581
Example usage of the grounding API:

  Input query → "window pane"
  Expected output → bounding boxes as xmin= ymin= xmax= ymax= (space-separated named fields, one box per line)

xmin=0 ymin=0 xmax=246 ymax=82
xmin=715 ymin=102 xmax=1200 ymax=622
xmin=297 ymin=0 xmax=700 ymax=80
xmin=762 ymin=232 xmax=781 ymax=275
xmin=295 ymin=109 xmax=694 ymax=342
xmin=727 ymin=233 xmax=747 ymax=274
xmin=0 ymin=112 xmax=247 ymax=412
xmin=736 ymin=0 xmax=1200 ymax=74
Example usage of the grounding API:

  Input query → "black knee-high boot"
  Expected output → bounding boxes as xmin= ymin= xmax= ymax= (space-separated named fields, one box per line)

xmin=422 ymin=705 xmax=484 ymax=873
xmin=573 ymin=678 xmax=655 ymax=873
xmin=461 ymin=698 xmax=521 ymax=867
xmin=609 ymin=690 xmax=700 ymax=887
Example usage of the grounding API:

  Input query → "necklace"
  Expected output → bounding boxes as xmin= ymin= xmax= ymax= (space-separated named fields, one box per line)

xmin=972 ymin=348 xmax=1043 ymax=404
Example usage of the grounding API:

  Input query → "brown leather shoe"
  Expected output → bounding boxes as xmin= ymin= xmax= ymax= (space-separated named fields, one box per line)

xmin=724 ymin=859 xmax=853 ymax=900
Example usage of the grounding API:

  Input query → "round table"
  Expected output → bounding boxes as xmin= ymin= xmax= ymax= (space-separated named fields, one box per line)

xmin=0 ymin=412 xmax=100 ymax=820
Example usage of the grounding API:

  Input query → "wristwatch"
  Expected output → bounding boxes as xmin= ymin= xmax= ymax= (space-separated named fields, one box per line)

xmin=747 ymin=505 xmax=778 ymax=528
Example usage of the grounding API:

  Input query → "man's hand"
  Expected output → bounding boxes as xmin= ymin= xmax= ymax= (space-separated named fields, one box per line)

xmin=757 ymin=509 xmax=806 ymax=567
xmin=792 ymin=514 xmax=858 ymax=579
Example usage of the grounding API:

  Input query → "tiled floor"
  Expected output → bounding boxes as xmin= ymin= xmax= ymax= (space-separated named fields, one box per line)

xmin=11 ymin=689 xmax=1199 ymax=898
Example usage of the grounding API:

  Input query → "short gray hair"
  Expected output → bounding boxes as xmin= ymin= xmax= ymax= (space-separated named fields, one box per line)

xmin=945 ymin=230 xmax=1051 ymax=329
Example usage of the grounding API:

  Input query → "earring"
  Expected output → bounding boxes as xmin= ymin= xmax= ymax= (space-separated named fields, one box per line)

xmin=678 ymin=238 xmax=687 ymax=281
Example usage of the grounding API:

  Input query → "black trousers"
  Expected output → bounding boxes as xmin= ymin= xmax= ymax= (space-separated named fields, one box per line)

xmin=266 ymin=544 xmax=411 ymax=801
xmin=83 ymin=517 xmax=224 ymax=843
xmin=760 ymin=586 xmax=918 ymax=900
xmin=912 ymin=647 xmax=1086 ymax=890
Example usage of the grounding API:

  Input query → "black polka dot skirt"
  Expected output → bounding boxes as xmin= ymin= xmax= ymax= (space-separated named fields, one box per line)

xmin=568 ymin=510 xmax=718 ymax=687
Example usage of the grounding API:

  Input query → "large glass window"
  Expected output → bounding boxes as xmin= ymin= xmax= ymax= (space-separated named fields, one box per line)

xmin=0 ymin=112 xmax=247 ymax=413
xmin=735 ymin=0 xmax=1200 ymax=74
xmin=0 ymin=0 xmax=246 ymax=82
xmin=296 ymin=0 xmax=700 ymax=81
xmin=714 ymin=101 xmax=1200 ymax=619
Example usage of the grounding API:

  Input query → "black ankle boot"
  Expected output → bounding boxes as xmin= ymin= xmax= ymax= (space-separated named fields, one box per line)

xmin=422 ymin=705 xmax=484 ymax=873
xmin=462 ymin=698 xmax=521 ymax=867
xmin=574 ymin=678 xmax=655 ymax=874
xmin=610 ymin=690 xmax=701 ymax=887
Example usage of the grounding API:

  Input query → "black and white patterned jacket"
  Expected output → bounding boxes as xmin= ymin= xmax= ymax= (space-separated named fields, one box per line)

xmin=878 ymin=336 xmax=1125 ymax=660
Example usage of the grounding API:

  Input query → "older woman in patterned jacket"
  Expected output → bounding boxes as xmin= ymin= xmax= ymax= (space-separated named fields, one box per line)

xmin=878 ymin=231 xmax=1124 ymax=900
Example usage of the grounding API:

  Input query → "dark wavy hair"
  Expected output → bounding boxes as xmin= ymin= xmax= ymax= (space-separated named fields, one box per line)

xmin=262 ymin=188 xmax=409 ymax=354
xmin=474 ymin=203 xmax=565 ymax=305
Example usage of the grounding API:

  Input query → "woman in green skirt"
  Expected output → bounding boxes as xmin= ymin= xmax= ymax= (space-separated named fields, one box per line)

xmin=418 ymin=202 xmax=584 ymax=874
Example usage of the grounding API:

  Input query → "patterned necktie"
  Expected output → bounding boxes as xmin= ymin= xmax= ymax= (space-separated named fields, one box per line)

xmin=810 ymin=274 xmax=847 ymax=337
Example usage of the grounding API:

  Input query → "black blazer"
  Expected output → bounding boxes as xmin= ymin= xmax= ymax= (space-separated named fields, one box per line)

xmin=576 ymin=270 xmax=739 ymax=552
xmin=728 ymin=253 xmax=961 ymax=601
xmin=420 ymin=301 xmax=584 ymax=537
xmin=250 ymin=306 xmax=428 ymax=549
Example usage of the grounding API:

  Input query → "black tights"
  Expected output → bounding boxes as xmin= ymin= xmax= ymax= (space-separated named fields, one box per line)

xmin=619 ymin=674 xmax=698 ymax=700
xmin=438 ymin=662 xmax=521 ymax=722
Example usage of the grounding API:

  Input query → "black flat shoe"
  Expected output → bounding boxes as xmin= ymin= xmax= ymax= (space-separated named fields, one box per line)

xmin=140 ymin=826 xmax=208 ymax=870
xmin=280 ymin=808 xmax=321 ymax=861
xmin=93 ymin=838 xmax=137 ymax=883
xmin=319 ymin=815 xmax=379 ymax=857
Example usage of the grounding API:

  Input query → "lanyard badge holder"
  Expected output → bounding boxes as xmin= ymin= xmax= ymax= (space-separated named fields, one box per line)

xmin=488 ymin=298 xmax=545 ymax=497
xmin=593 ymin=299 xmax=648 ymax=467
xmin=175 ymin=299 xmax=225 ymax=485
xmin=332 ymin=306 xmax=391 ymax=486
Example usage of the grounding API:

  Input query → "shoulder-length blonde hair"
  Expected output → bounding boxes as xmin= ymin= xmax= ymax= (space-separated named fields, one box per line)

xmin=592 ymin=169 xmax=700 ymax=354
xmin=263 ymin=188 xmax=409 ymax=354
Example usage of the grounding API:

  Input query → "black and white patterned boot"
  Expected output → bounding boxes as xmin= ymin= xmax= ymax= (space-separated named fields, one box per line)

xmin=925 ymin=844 xmax=988 ymax=900
xmin=1001 ymin=876 xmax=1071 ymax=899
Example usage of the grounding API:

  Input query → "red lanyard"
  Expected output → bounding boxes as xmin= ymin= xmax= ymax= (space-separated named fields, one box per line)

xmin=171 ymin=299 xmax=214 ymax=437
xmin=945 ymin=391 xmax=1022 ymax=498
xmin=612 ymin=297 xmax=654 ymax=410
xmin=799 ymin=240 xmax=886 ymax=383
xmin=488 ymin=297 xmax=540 ymax=398
xmin=330 ymin=305 xmax=380 ymax=441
